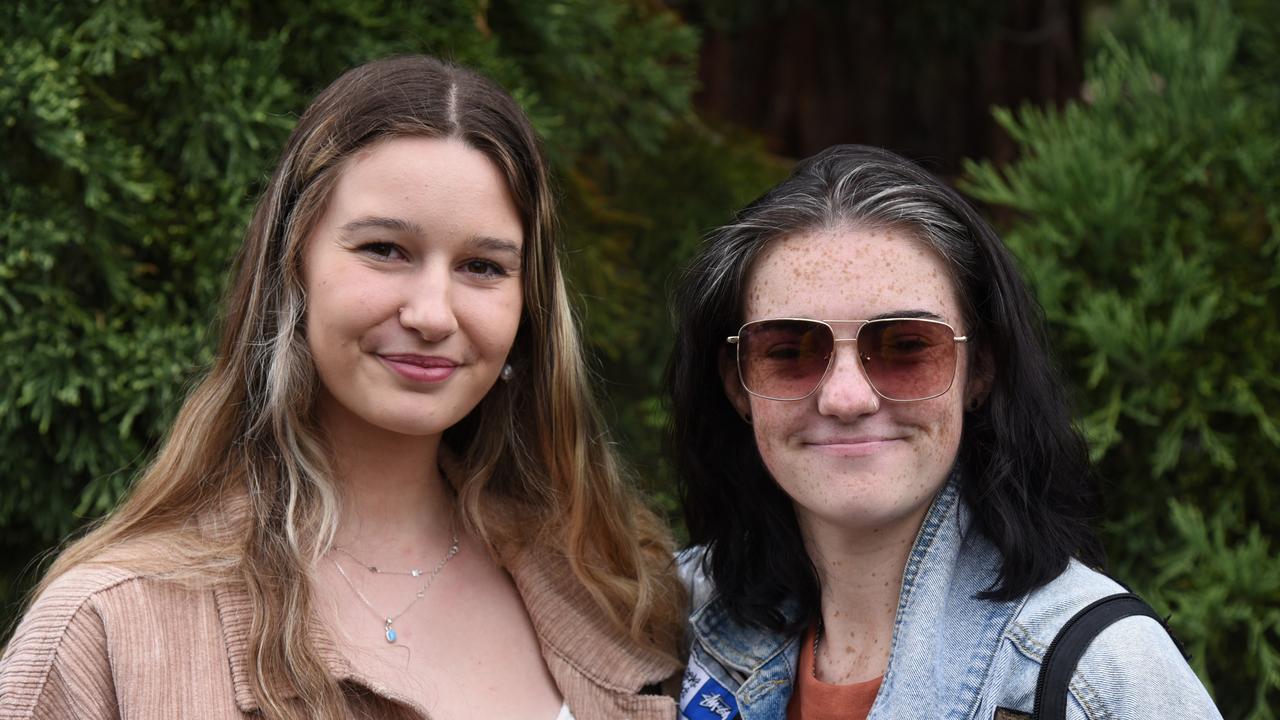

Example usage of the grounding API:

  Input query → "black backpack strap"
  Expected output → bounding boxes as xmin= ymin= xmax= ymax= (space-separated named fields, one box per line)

xmin=1031 ymin=593 xmax=1171 ymax=720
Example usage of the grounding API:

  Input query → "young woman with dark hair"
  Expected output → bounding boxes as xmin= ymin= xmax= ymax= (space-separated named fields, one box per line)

xmin=0 ymin=56 xmax=684 ymax=719
xmin=668 ymin=145 xmax=1219 ymax=719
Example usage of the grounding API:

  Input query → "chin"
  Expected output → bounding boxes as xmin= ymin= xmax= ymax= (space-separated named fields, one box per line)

xmin=383 ymin=411 xmax=463 ymax=437
xmin=378 ymin=421 xmax=446 ymax=438
xmin=349 ymin=403 xmax=459 ymax=438
xmin=797 ymin=477 xmax=941 ymax=528
xmin=818 ymin=500 xmax=926 ymax=533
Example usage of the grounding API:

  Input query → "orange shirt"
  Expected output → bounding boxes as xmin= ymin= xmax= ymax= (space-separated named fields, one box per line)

xmin=786 ymin=624 xmax=883 ymax=720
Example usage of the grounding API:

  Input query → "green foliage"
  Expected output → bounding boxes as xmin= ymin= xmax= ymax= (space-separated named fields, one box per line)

xmin=0 ymin=0 xmax=779 ymax=622
xmin=1150 ymin=499 xmax=1280 ymax=712
xmin=963 ymin=2 xmax=1279 ymax=716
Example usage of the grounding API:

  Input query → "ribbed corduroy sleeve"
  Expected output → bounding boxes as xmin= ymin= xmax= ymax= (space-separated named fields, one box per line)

xmin=0 ymin=568 xmax=130 ymax=719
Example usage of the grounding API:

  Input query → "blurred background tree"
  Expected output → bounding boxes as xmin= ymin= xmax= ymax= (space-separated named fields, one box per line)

xmin=2 ymin=1 xmax=1275 ymax=716
xmin=964 ymin=2 xmax=1280 ymax=715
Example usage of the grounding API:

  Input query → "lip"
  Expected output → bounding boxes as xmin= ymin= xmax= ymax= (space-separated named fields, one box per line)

xmin=378 ymin=354 xmax=460 ymax=383
xmin=805 ymin=436 xmax=904 ymax=457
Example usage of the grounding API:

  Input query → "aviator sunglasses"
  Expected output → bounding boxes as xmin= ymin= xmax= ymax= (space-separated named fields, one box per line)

xmin=727 ymin=317 xmax=969 ymax=402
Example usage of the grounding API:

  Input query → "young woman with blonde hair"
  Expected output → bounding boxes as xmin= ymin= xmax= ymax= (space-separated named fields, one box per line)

xmin=0 ymin=55 xmax=683 ymax=719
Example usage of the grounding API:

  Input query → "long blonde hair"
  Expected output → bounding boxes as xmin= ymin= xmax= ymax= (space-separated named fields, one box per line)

xmin=26 ymin=55 xmax=684 ymax=718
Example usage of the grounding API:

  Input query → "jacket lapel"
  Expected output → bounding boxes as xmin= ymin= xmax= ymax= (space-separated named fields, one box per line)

xmin=874 ymin=480 xmax=1025 ymax=719
xmin=506 ymin=546 xmax=682 ymax=718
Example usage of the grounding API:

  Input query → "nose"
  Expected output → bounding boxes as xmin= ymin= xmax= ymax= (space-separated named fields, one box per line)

xmin=814 ymin=341 xmax=880 ymax=420
xmin=396 ymin=267 xmax=458 ymax=342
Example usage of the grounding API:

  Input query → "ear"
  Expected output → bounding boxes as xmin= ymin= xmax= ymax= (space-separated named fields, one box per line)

xmin=719 ymin=345 xmax=753 ymax=421
xmin=964 ymin=343 xmax=995 ymax=411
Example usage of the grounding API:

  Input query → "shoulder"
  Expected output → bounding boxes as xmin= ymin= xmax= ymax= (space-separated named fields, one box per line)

xmin=1011 ymin=558 xmax=1127 ymax=636
xmin=0 ymin=564 xmax=143 ymax=717
xmin=1002 ymin=560 xmax=1220 ymax=719
xmin=5 ymin=562 xmax=148 ymax=661
xmin=2 ymin=559 xmax=236 ymax=719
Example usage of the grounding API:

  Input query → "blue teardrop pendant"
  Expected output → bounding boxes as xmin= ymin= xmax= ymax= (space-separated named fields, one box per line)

xmin=384 ymin=618 xmax=397 ymax=643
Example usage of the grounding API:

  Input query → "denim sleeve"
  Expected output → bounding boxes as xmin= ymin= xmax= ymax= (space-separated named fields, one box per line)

xmin=1067 ymin=615 xmax=1222 ymax=720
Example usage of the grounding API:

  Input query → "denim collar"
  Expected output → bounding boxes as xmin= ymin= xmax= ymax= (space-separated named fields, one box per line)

xmin=688 ymin=585 xmax=804 ymax=677
xmin=876 ymin=477 xmax=1025 ymax=718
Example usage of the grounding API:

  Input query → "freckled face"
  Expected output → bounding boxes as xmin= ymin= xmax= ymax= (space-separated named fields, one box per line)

xmin=725 ymin=227 xmax=973 ymax=535
xmin=302 ymin=136 xmax=524 ymax=438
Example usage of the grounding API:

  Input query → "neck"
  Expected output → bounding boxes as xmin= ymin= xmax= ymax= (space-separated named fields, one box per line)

xmin=317 ymin=397 xmax=455 ymax=558
xmin=800 ymin=509 xmax=926 ymax=684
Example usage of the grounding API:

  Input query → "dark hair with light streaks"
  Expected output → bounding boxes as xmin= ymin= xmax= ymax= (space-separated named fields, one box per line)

xmin=668 ymin=144 xmax=1104 ymax=632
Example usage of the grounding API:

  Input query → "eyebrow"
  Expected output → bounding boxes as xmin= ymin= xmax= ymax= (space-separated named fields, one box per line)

xmin=339 ymin=216 xmax=424 ymax=236
xmin=469 ymin=236 xmax=523 ymax=259
xmin=339 ymin=216 xmax=522 ymax=258
xmin=867 ymin=309 xmax=947 ymax=321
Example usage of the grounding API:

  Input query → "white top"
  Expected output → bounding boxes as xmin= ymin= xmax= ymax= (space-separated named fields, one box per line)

xmin=556 ymin=702 xmax=575 ymax=720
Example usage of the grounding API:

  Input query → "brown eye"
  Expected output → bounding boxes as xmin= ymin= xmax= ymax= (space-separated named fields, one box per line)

xmin=462 ymin=259 xmax=508 ymax=278
xmin=359 ymin=242 xmax=406 ymax=261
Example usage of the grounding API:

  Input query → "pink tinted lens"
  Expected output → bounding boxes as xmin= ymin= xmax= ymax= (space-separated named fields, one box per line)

xmin=738 ymin=320 xmax=834 ymax=399
xmin=857 ymin=319 xmax=958 ymax=400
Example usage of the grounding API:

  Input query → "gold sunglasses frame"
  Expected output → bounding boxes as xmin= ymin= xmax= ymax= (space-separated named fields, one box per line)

xmin=726 ymin=317 xmax=969 ymax=402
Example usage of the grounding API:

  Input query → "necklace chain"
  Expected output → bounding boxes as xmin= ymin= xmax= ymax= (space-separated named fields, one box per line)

xmin=329 ymin=530 xmax=460 ymax=644
xmin=332 ymin=544 xmax=429 ymax=577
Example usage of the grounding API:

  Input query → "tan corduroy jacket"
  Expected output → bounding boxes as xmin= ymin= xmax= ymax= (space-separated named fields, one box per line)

xmin=0 ymin=546 xmax=680 ymax=719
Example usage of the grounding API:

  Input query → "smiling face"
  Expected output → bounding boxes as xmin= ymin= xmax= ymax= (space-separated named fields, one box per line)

xmin=724 ymin=225 xmax=982 ymax=536
xmin=303 ymin=136 xmax=524 ymax=439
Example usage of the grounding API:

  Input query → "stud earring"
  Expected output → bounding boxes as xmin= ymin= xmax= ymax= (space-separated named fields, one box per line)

xmin=500 ymin=364 xmax=514 ymax=382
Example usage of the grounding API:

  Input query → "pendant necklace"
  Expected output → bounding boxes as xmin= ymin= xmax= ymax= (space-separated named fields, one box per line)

xmin=329 ymin=529 xmax=460 ymax=644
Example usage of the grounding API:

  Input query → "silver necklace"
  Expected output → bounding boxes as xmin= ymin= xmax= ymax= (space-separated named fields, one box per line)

xmin=332 ymin=544 xmax=432 ymax=577
xmin=329 ymin=530 xmax=460 ymax=644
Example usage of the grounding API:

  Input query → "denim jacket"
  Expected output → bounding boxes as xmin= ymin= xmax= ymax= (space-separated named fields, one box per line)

xmin=677 ymin=480 xmax=1221 ymax=720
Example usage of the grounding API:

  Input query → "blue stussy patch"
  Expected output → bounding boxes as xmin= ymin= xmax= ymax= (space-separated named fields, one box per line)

xmin=680 ymin=660 xmax=740 ymax=720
